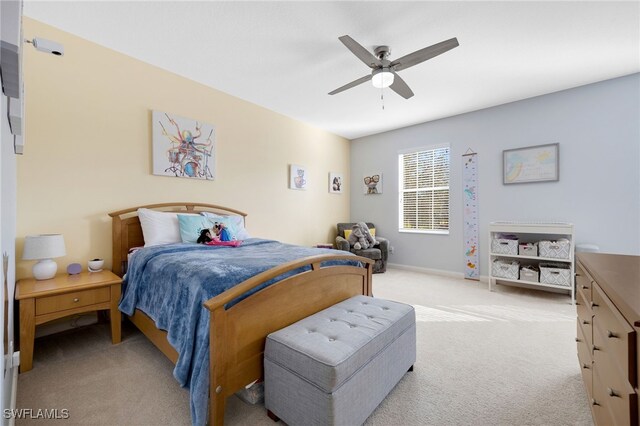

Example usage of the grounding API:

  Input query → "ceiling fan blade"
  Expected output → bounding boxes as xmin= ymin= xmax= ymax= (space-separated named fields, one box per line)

xmin=391 ymin=37 xmax=459 ymax=72
xmin=328 ymin=75 xmax=372 ymax=95
xmin=390 ymin=73 xmax=414 ymax=99
xmin=338 ymin=35 xmax=382 ymax=69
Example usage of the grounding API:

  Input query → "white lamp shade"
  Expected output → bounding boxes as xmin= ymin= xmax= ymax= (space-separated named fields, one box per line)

xmin=372 ymin=69 xmax=395 ymax=89
xmin=22 ymin=234 xmax=66 ymax=260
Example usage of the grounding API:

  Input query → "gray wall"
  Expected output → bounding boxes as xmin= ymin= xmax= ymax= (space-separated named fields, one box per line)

xmin=350 ymin=73 xmax=640 ymax=275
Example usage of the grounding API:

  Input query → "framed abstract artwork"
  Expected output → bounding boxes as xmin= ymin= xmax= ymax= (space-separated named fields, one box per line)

xmin=503 ymin=143 xmax=559 ymax=184
xmin=289 ymin=164 xmax=308 ymax=190
xmin=329 ymin=172 xmax=343 ymax=194
xmin=152 ymin=111 xmax=215 ymax=180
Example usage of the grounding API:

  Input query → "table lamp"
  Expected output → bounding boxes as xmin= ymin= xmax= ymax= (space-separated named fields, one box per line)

xmin=22 ymin=234 xmax=66 ymax=280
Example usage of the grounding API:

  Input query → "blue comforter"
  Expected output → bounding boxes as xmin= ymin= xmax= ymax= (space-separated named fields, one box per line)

xmin=119 ymin=238 xmax=358 ymax=425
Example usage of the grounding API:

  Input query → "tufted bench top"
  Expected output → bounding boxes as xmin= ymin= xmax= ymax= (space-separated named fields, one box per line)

xmin=264 ymin=295 xmax=415 ymax=393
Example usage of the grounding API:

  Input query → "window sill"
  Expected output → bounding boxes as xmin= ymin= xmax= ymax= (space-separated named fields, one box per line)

xmin=399 ymin=229 xmax=449 ymax=235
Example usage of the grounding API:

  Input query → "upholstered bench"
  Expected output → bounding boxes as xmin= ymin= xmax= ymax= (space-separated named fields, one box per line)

xmin=264 ymin=295 xmax=416 ymax=426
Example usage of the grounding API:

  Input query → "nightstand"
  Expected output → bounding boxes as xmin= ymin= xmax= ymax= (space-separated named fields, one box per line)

xmin=16 ymin=270 xmax=122 ymax=373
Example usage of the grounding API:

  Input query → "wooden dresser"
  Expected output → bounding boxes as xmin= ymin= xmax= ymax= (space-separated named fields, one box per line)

xmin=576 ymin=253 xmax=639 ymax=425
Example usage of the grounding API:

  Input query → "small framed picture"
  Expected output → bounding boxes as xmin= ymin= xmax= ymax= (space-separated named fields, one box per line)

xmin=289 ymin=164 xmax=308 ymax=190
xmin=329 ymin=172 xmax=343 ymax=194
xmin=503 ymin=143 xmax=559 ymax=184
xmin=364 ymin=173 xmax=382 ymax=194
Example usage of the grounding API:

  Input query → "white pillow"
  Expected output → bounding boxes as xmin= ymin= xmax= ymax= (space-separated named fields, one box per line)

xmin=138 ymin=208 xmax=195 ymax=247
xmin=200 ymin=212 xmax=251 ymax=240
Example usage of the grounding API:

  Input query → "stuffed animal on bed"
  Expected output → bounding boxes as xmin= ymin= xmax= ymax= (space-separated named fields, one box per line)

xmin=197 ymin=228 xmax=214 ymax=244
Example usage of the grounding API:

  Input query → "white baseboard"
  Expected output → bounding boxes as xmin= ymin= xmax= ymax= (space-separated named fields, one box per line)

xmin=387 ymin=263 xmax=464 ymax=279
xmin=387 ymin=263 xmax=491 ymax=284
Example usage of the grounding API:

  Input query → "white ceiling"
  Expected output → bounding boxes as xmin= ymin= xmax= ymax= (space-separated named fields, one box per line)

xmin=24 ymin=1 xmax=640 ymax=140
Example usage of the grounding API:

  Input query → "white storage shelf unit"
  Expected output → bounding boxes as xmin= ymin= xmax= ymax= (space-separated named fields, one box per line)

xmin=488 ymin=222 xmax=575 ymax=303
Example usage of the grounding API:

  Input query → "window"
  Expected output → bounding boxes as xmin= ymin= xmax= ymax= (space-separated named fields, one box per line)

xmin=399 ymin=145 xmax=450 ymax=233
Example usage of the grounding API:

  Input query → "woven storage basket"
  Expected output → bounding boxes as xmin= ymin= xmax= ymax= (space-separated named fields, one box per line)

xmin=492 ymin=259 xmax=519 ymax=280
xmin=539 ymin=263 xmax=571 ymax=287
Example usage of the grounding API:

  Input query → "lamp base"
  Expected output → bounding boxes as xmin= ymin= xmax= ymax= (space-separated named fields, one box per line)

xmin=33 ymin=259 xmax=58 ymax=280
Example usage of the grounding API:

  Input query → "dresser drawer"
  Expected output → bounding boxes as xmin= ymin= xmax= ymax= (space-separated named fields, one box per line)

xmin=595 ymin=364 xmax=638 ymax=425
xmin=36 ymin=287 xmax=111 ymax=316
xmin=577 ymin=290 xmax=593 ymax=349
xmin=593 ymin=369 xmax=615 ymax=425
xmin=577 ymin=319 xmax=592 ymax=360
xmin=577 ymin=330 xmax=593 ymax=395
xmin=593 ymin=284 xmax=637 ymax=387
xmin=576 ymin=263 xmax=593 ymax=303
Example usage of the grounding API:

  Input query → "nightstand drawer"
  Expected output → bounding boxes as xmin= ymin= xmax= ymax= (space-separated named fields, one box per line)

xmin=36 ymin=287 xmax=111 ymax=315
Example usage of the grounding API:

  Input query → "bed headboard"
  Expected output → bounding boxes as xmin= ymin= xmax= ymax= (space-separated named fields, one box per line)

xmin=108 ymin=203 xmax=248 ymax=277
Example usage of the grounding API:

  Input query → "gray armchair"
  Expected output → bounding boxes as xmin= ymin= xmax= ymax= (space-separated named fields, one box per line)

xmin=336 ymin=222 xmax=388 ymax=273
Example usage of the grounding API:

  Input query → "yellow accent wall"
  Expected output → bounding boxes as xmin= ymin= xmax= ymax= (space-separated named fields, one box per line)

xmin=16 ymin=18 xmax=350 ymax=278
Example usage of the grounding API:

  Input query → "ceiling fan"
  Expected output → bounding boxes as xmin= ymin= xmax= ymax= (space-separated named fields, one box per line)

xmin=329 ymin=35 xmax=459 ymax=99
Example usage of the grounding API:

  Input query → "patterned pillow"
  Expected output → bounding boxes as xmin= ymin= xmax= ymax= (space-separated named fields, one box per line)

xmin=177 ymin=214 xmax=214 ymax=243
xmin=200 ymin=212 xmax=250 ymax=240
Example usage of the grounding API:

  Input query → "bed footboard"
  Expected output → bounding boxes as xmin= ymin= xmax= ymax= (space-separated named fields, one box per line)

xmin=203 ymin=254 xmax=373 ymax=426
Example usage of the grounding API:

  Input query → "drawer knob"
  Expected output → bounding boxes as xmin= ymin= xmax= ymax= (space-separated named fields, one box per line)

xmin=582 ymin=320 xmax=590 ymax=325
xmin=582 ymin=363 xmax=590 ymax=370
xmin=607 ymin=388 xmax=619 ymax=398
xmin=73 ymin=298 xmax=79 ymax=303
xmin=590 ymin=302 xmax=598 ymax=308
xmin=575 ymin=337 xmax=581 ymax=343
xmin=591 ymin=399 xmax=599 ymax=406
xmin=606 ymin=330 xmax=618 ymax=339
xmin=581 ymin=285 xmax=588 ymax=290
xmin=592 ymin=345 xmax=600 ymax=352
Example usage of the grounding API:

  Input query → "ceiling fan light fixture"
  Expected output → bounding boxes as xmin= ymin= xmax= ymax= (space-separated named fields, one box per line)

xmin=371 ymin=68 xmax=394 ymax=89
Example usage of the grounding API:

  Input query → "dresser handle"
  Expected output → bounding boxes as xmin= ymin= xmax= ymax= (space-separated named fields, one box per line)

xmin=590 ymin=302 xmax=598 ymax=308
xmin=582 ymin=320 xmax=590 ymax=325
xmin=606 ymin=330 xmax=618 ymax=339
xmin=591 ymin=398 xmax=599 ymax=406
xmin=576 ymin=301 xmax=581 ymax=306
xmin=582 ymin=363 xmax=590 ymax=370
xmin=73 ymin=298 xmax=79 ymax=303
xmin=592 ymin=345 xmax=600 ymax=352
xmin=575 ymin=337 xmax=581 ymax=343
xmin=607 ymin=388 xmax=619 ymax=398
xmin=581 ymin=285 xmax=588 ymax=290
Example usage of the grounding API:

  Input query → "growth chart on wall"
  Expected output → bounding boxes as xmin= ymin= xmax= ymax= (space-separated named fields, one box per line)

xmin=463 ymin=151 xmax=479 ymax=280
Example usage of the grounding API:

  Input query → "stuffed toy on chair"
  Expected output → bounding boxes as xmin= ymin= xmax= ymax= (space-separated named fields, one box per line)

xmin=347 ymin=224 xmax=369 ymax=250
xmin=358 ymin=222 xmax=379 ymax=247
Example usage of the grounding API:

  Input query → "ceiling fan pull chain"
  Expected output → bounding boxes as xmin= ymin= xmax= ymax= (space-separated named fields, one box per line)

xmin=381 ymin=87 xmax=385 ymax=110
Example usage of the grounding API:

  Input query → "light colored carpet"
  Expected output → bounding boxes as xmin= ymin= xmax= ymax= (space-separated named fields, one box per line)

xmin=16 ymin=269 xmax=592 ymax=425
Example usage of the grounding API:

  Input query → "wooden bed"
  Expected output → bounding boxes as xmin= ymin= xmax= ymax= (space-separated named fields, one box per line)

xmin=108 ymin=203 xmax=373 ymax=425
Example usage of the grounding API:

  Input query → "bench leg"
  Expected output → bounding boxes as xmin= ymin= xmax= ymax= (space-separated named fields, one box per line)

xmin=408 ymin=365 xmax=414 ymax=372
xmin=267 ymin=410 xmax=280 ymax=422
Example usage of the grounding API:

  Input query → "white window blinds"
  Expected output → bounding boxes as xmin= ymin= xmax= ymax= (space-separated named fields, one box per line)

xmin=399 ymin=146 xmax=450 ymax=232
